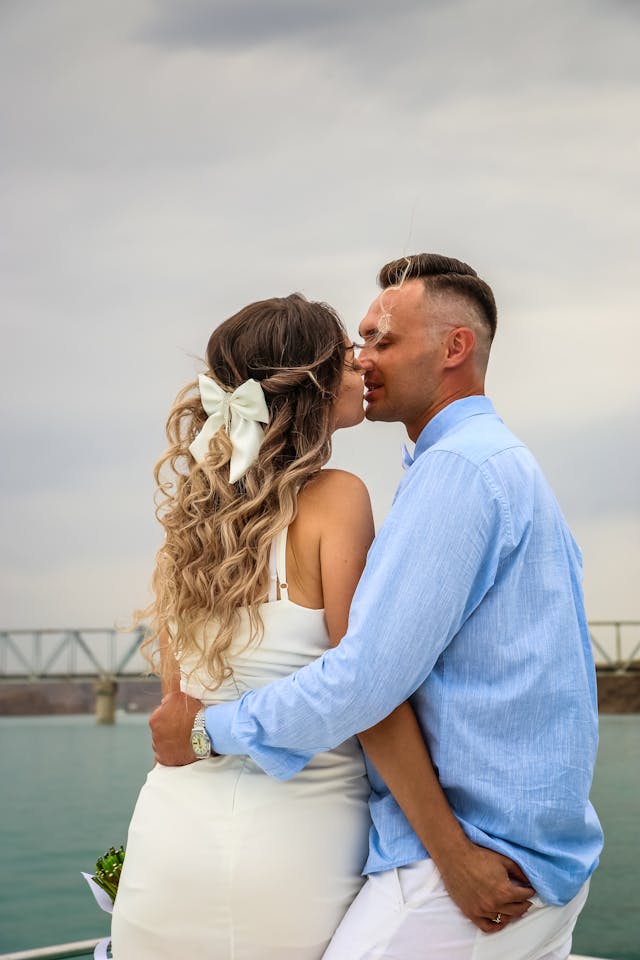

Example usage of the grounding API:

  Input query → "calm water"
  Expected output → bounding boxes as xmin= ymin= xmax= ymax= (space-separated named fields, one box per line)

xmin=0 ymin=714 xmax=638 ymax=958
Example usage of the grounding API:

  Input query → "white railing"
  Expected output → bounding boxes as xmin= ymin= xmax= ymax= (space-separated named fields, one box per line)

xmin=0 ymin=940 xmax=100 ymax=960
xmin=0 ymin=943 xmax=608 ymax=960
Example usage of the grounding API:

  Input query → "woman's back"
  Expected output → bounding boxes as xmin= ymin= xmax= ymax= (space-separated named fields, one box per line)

xmin=111 ymin=471 xmax=372 ymax=959
xmin=179 ymin=470 xmax=366 ymax=696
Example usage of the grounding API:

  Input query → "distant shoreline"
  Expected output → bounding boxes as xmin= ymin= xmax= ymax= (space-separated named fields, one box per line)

xmin=0 ymin=678 xmax=160 ymax=716
xmin=0 ymin=672 xmax=638 ymax=716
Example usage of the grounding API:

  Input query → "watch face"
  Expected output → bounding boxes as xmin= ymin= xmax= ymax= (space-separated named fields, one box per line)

xmin=191 ymin=730 xmax=210 ymax=758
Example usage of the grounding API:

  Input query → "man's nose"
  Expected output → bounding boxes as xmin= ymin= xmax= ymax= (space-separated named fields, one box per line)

xmin=355 ymin=347 xmax=374 ymax=371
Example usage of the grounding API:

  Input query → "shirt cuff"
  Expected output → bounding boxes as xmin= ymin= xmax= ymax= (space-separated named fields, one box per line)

xmin=203 ymin=698 xmax=313 ymax=781
xmin=204 ymin=701 xmax=246 ymax=757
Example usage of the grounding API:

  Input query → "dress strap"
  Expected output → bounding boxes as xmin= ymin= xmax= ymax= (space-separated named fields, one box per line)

xmin=274 ymin=527 xmax=290 ymax=602
xmin=267 ymin=539 xmax=278 ymax=602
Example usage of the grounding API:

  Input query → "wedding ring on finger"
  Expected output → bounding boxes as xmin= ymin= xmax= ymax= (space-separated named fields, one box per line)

xmin=491 ymin=913 xmax=503 ymax=924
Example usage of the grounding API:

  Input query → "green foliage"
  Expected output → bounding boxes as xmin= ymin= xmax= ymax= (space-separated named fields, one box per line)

xmin=92 ymin=846 xmax=125 ymax=903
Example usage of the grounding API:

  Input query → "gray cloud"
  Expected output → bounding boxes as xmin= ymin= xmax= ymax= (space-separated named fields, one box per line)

xmin=139 ymin=0 xmax=440 ymax=49
xmin=139 ymin=0 xmax=640 ymax=97
xmin=1 ymin=0 xmax=638 ymax=627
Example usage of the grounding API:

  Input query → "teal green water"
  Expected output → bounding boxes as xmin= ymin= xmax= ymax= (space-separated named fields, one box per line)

xmin=0 ymin=714 xmax=638 ymax=958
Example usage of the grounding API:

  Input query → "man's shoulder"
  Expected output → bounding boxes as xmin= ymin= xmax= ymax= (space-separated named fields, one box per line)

xmin=398 ymin=414 xmax=529 ymax=510
xmin=429 ymin=413 xmax=528 ymax=469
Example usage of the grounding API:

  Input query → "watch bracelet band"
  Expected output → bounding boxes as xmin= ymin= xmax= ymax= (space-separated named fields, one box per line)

xmin=191 ymin=707 xmax=212 ymax=758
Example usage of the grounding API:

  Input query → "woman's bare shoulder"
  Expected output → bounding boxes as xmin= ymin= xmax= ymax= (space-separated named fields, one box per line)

xmin=302 ymin=468 xmax=371 ymax=507
xmin=296 ymin=470 xmax=374 ymax=547
xmin=287 ymin=471 xmax=373 ymax=607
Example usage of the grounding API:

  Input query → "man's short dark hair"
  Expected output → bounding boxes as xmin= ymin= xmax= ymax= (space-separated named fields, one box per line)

xmin=378 ymin=253 xmax=497 ymax=341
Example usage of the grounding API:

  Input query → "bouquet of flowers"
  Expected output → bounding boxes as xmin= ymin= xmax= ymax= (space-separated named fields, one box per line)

xmin=91 ymin=846 xmax=125 ymax=903
xmin=82 ymin=845 xmax=125 ymax=960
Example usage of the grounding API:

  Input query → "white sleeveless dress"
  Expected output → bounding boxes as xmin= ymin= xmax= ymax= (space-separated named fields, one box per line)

xmin=111 ymin=529 xmax=370 ymax=959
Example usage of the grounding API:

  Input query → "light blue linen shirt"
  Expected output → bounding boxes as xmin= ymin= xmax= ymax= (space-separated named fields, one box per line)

xmin=206 ymin=396 xmax=603 ymax=905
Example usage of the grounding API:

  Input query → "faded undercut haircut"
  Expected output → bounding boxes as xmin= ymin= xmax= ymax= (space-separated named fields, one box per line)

xmin=378 ymin=253 xmax=497 ymax=342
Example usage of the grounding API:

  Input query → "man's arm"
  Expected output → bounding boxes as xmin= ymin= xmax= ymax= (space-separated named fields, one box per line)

xmin=149 ymin=454 xmax=533 ymax=927
xmin=203 ymin=450 xmax=507 ymax=773
xmin=316 ymin=471 xmax=532 ymax=929
xmin=151 ymin=453 xmax=505 ymax=770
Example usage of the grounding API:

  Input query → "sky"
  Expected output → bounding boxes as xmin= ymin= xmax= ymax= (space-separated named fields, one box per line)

xmin=1 ymin=0 xmax=639 ymax=649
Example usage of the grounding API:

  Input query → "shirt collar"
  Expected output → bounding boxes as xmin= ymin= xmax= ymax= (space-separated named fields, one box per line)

xmin=403 ymin=396 xmax=496 ymax=467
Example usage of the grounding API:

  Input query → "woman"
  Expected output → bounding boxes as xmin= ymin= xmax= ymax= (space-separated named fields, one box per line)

xmin=111 ymin=293 xmax=514 ymax=959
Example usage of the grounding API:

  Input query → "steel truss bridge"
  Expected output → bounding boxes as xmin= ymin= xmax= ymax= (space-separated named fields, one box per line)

xmin=0 ymin=622 xmax=638 ymax=683
xmin=0 ymin=627 xmax=149 ymax=682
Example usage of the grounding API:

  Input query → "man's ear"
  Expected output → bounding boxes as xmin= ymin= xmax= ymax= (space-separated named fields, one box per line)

xmin=443 ymin=326 xmax=476 ymax=369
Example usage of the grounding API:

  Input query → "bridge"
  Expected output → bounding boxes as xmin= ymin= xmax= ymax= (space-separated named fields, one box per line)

xmin=0 ymin=627 xmax=151 ymax=723
xmin=0 ymin=622 xmax=639 ymax=682
xmin=586 ymin=620 xmax=640 ymax=673
xmin=0 ymin=627 xmax=149 ymax=683
xmin=0 ymin=622 xmax=638 ymax=720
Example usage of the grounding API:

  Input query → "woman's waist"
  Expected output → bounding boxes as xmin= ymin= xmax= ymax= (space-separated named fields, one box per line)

xmin=181 ymin=668 xmax=320 ymax=701
xmin=153 ymin=739 xmax=369 ymax=788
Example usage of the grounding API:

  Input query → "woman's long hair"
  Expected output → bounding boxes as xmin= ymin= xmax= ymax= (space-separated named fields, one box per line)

xmin=140 ymin=294 xmax=348 ymax=688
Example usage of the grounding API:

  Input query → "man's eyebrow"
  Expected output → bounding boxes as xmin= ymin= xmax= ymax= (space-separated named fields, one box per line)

xmin=359 ymin=325 xmax=390 ymax=347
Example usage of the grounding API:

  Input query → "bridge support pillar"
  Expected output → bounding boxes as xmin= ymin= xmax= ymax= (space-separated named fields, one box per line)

xmin=95 ymin=677 xmax=118 ymax=724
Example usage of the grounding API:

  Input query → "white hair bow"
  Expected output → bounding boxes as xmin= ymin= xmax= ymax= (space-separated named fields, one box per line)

xmin=189 ymin=375 xmax=270 ymax=482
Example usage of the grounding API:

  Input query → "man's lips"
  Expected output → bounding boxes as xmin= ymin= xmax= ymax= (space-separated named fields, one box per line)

xmin=364 ymin=382 xmax=382 ymax=401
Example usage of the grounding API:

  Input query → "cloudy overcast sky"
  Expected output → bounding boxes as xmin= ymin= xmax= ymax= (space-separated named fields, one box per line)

xmin=1 ymin=0 xmax=638 ymax=637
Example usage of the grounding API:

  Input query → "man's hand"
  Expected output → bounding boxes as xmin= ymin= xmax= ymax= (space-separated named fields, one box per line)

xmin=149 ymin=691 xmax=202 ymax=766
xmin=435 ymin=840 xmax=535 ymax=933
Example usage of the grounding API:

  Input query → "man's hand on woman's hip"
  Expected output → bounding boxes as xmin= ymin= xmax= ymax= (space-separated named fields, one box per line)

xmin=150 ymin=691 xmax=203 ymax=766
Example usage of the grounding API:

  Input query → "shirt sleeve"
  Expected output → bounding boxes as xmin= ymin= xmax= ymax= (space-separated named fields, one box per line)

xmin=205 ymin=449 xmax=508 ymax=779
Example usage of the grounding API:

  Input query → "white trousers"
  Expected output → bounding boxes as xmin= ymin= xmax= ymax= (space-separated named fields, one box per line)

xmin=322 ymin=860 xmax=590 ymax=960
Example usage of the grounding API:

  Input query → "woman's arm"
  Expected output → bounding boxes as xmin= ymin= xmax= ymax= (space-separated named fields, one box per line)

xmin=158 ymin=629 xmax=181 ymax=697
xmin=357 ymin=705 xmax=534 ymax=931
xmin=319 ymin=472 xmax=534 ymax=931
xmin=148 ymin=630 xmax=184 ymax=767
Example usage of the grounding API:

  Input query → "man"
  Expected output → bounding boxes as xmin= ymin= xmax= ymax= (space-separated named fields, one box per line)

xmin=151 ymin=254 xmax=603 ymax=959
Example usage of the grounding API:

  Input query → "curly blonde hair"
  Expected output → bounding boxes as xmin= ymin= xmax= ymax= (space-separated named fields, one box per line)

xmin=140 ymin=294 xmax=348 ymax=689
